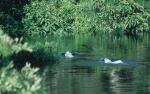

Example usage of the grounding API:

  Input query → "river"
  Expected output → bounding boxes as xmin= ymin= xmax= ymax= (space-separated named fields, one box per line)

xmin=39 ymin=34 xmax=150 ymax=94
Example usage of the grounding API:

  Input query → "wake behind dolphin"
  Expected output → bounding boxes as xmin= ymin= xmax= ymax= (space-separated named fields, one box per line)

xmin=99 ymin=58 xmax=138 ymax=66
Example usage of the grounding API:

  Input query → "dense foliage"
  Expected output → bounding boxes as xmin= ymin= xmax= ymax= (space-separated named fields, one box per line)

xmin=11 ymin=41 xmax=59 ymax=68
xmin=22 ymin=0 xmax=150 ymax=36
xmin=0 ymin=0 xmax=31 ymax=37
xmin=0 ymin=62 xmax=46 ymax=94
xmin=0 ymin=0 xmax=149 ymax=36
xmin=0 ymin=29 xmax=47 ymax=93
xmin=22 ymin=0 xmax=90 ymax=35
xmin=0 ymin=29 xmax=32 ymax=57
xmin=104 ymin=0 xmax=150 ymax=35
xmin=0 ymin=0 xmax=150 ymax=93
xmin=0 ymin=28 xmax=32 ymax=67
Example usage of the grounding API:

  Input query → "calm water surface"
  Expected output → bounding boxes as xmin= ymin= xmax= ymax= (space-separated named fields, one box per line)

xmin=40 ymin=35 xmax=150 ymax=94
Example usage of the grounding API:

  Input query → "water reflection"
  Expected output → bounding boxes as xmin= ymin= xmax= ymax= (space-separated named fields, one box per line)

xmin=109 ymin=68 xmax=134 ymax=94
xmin=40 ymin=34 xmax=150 ymax=94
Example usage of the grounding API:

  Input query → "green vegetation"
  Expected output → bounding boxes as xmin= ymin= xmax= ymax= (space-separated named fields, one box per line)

xmin=11 ymin=41 xmax=59 ymax=68
xmin=0 ymin=0 xmax=149 ymax=36
xmin=0 ymin=29 xmax=32 ymax=66
xmin=0 ymin=62 xmax=46 ymax=94
xmin=0 ymin=0 xmax=150 ymax=93
xmin=0 ymin=29 xmax=32 ymax=57
xmin=0 ymin=0 xmax=30 ymax=37
xmin=22 ymin=0 xmax=90 ymax=35
xmin=22 ymin=0 xmax=150 ymax=36
xmin=104 ymin=0 xmax=150 ymax=35
xmin=0 ymin=29 xmax=47 ymax=94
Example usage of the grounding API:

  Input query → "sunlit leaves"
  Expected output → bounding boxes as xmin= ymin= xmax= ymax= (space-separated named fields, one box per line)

xmin=22 ymin=0 xmax=150 ymax=36
xmin=0 ymin=62 xmax=45 ymax=94
xmin=0 ymin=29 xmax=32 ymax=57
xmin=22 ymin=0 xmax=93 ymax=35
xmin=103 ymin=0 xmax=150 ymax=35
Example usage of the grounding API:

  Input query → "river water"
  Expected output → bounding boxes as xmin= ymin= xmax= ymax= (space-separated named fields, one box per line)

xmin=40 ymin=35 xmax=150 ymax=94
xmin=38 ymin=1 xmax=150 ymax=93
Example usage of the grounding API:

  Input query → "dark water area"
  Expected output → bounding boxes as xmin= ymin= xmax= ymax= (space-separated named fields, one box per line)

xmin=38 ymin=34 xmax=150 ymax=94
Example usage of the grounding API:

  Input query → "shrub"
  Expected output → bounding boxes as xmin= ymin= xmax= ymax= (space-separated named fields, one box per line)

xmin=0 ymin=29 xmax=32 ymax=57
xmin=22 ymin=0 xmax=150 ymax=36
xmin=103 ymin=0 xmax=150 ymax=35
xmin=0 ymin=62 xmax=46 ymax=94
xmin=22 ymin=0 xmax=90 ymax=35
xmin=11 ymin=41 xmax=59 ymax=68
xmin=0 ymin=29 xmax=46 ymax=94
xmin=0 ymin=0 xmax=31 ymax=37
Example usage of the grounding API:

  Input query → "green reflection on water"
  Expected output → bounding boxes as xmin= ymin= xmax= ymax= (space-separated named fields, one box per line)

xmin=35 ymin=34 xmax=150 ymax=94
